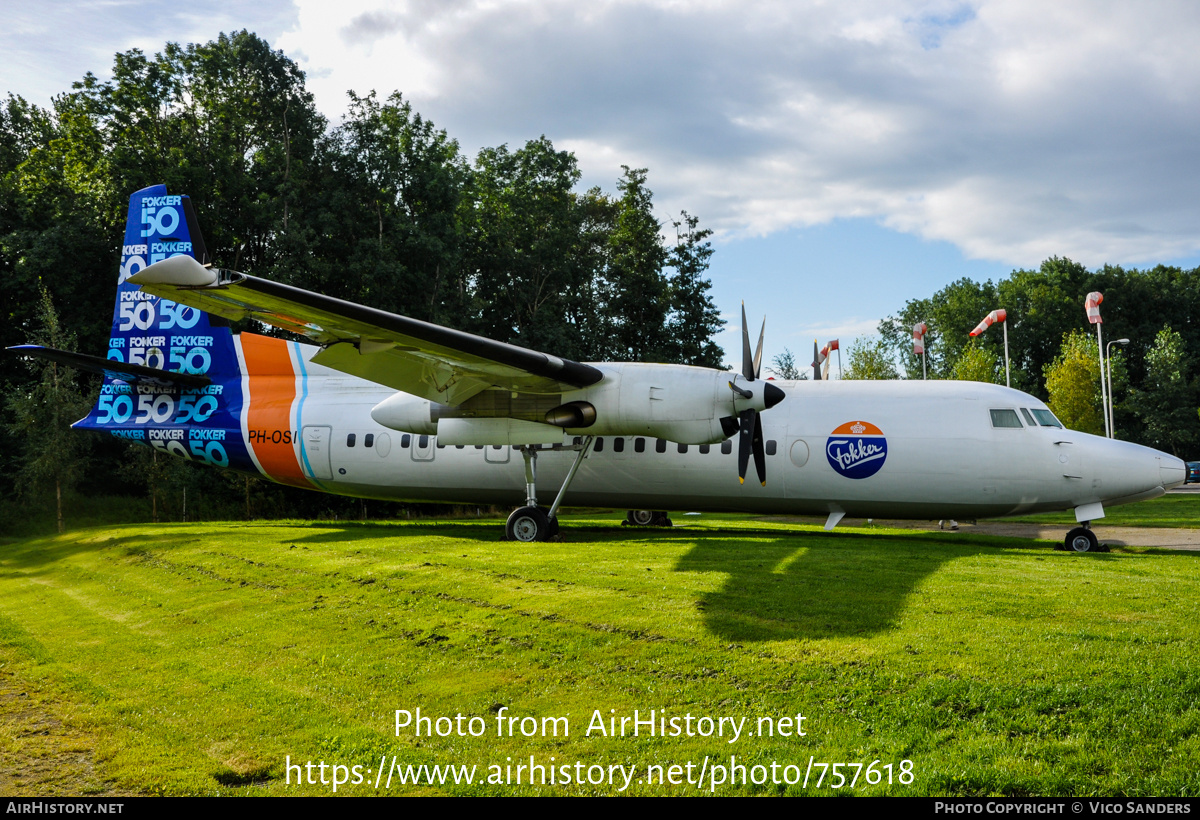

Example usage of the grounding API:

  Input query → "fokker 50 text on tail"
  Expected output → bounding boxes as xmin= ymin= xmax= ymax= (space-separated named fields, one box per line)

xmin=11 ymin=186 xmax=1186 ymax=551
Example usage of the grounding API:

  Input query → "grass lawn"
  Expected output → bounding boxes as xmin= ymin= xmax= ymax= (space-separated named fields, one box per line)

xmin=2 ymin=510 xmax=1199 ymax=796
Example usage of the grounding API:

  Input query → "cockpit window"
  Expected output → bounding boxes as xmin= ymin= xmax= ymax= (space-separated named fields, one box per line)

xmin=990 ymin=408 xmax=1023 ymax=428
xmin=1031 ymin=408 xmax=1063 ymax=428
xmin=1020 ymin=408 xmax=1037 ymax=426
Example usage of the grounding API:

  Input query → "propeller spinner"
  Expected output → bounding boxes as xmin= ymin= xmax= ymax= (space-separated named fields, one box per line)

xmin=725 ymin=304 xmax=785 ymax=485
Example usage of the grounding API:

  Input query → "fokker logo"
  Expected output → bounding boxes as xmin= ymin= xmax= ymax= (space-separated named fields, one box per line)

xmin=826 ymin=421 xmax=887 ymax=480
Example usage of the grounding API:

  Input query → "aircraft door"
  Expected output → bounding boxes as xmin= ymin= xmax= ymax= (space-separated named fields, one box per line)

xmin=300 ymin=425 xmax=334 ymax=480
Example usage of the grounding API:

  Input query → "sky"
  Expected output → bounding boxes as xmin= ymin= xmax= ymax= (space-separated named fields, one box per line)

xmin=4 ymin=0 xmax=1200 ymax=372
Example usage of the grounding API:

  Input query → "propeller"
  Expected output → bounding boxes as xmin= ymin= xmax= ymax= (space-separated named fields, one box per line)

xmin=724 ymin=303 xmax=785 ymax=486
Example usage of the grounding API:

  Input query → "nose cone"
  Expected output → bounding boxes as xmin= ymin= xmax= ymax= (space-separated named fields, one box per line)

xmin=1160 ymin=454 xmax=1186 ymax=489
xmin=764 ymin=381 xmax=785 ymax=409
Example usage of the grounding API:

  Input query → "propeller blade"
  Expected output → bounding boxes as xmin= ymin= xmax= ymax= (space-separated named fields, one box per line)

xmin=728 ymin=380 xmax=752 ymax=400
xmin=737 ymin=408 xmax=755 ymax=484
xmin=753 ymin=317 xmax=765 ymax=380
xmin=812 ymin=339 xmax=822 ymax=380
xmin=752 ymin=411 xmax=766 ymax=486
xmin=741 ymin=303 xmax=754 ymax=381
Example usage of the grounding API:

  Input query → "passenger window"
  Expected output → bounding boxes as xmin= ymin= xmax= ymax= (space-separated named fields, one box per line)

xmin=418 ymin=435 xmax=429 ymax=448
xmin=475 ymin=445 xmax=483 ymax=450
xmin=594 ymin=438 xmax=604 ymax=452
xmin=573 ymin=437 xmax=582 ymax=446
xmin=699 ymin=444 xmax=710 ymax=455
xmin=721 ymin=441 xmax=732 ymax=455
xmin=613 ymin=438 xmax=625 ymax=453
xmin=990 ymin=409 xmax=1023 ymax=428
xmin=678 ymin=443 xmax=688 ymax=454
xmin=365 ymin=433 xmax=374 ymax=448
xmin=401 ymin=434 xmax=411 ymax=448
xmin=766 ymin=440 xmax=777 ymax=456
xmin=655 ymin=439 xmax=666 ymax=454
xmin=346 ymin=433 xmax=356 ymax=447
xmin=635 ymin=438 xmax=646 ymax=453
xmin=1020 ymin=408 xmax=1037 ymax=426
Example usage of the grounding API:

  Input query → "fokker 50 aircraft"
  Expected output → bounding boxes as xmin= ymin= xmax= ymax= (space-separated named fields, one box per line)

xmin=12 ymin=186 xmax=1187 ymax=551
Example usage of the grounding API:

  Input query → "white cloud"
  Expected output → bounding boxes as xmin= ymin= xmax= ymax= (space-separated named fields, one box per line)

xmin=6 ymin=1 xmax=1200 ymax=270
xmin=277 ymin=0 xmax=1200 ymax=268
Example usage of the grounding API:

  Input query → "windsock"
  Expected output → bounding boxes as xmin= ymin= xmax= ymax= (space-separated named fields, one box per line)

xmin=969 ymin=309 xmax=1007 ymax=337
xmin=820 ymin=340 xmax=838 ymax=379
xmin=1085 ymin=292 xmax=1103 ymax=324
xmin=913 ymin=322 xmax=927 ymax=355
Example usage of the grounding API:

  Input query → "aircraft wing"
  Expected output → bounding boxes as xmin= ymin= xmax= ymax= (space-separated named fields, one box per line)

xmin=129 ymin=255 xmax=604 ymax=405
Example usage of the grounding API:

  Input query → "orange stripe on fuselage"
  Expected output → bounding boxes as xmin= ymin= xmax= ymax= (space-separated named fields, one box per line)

xmin=240 ymin=333 xmax=312 ymax=488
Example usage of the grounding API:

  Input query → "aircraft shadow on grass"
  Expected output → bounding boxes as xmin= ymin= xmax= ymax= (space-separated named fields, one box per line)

xmin=670 ymin=528 xmax=1005 ymax=642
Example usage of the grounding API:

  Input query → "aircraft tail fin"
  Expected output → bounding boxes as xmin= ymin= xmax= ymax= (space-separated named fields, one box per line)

xmin=68 ymin=185 xmax=255 ymax=473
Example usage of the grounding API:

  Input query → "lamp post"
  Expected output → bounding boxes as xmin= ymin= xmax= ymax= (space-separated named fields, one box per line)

xmin=1105 ymin=338 xmax=1129 ymax=439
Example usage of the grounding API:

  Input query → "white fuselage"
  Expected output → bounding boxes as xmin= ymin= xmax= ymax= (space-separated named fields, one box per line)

xmin=284 ymin=354 xmax=1184 ymax=520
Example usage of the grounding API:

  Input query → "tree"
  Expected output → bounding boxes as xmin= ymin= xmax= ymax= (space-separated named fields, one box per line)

xmin=1129 ymin=327 xmax=1200 ymax=456
xmin=466 ymin=137 xmax=597 ymax=358
xmin=315 ymin=90 xmax=468 ymax=322
xmin=768 ymin=348 xmax=805 ymax=380
xmin=1044 ymin=331 xmax=1106 ymax=435
xmin=5 ymin=289 xmax=95 ymax=532
xmin=951 ymin=340 xmax=1002 ymax=384
xmin=665 ymin=211 xmax=724 ymax=367
xmin=602 ymin=166 xmax=671 ymax=362
xmin=844 ymin=337 xmax=898 ymax=380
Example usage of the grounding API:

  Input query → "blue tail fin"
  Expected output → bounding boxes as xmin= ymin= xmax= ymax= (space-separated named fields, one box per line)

xmin=73 ymin=185 xmax=255 ymax=472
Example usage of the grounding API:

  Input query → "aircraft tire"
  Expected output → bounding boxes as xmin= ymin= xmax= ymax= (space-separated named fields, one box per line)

xmin=628 ymin=510 xmax=656 ymax=526
xmin=1064 ymin=527 xmax=1102 ymax=553
xmin=651 ymin=511 xmax=672 ymax=527
xmin=507 ymin=506 xmax=552 ymax=542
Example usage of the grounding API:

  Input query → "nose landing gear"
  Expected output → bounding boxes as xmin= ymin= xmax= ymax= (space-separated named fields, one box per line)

xmin=1060 ymin=523 xmax=1109 ymax=553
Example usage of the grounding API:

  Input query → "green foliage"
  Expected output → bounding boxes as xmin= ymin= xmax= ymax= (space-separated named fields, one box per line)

xmin=881 ymin=259 xmax=1200 ymax=453
xmin=5 ymin=289 xmax=95 ymax=531
xmin=768 ymin=348 xmax=804 ymax=380
xmin=1129 ymin=327 xmax=1200 ymax=457
xmin=665 ymin=212 xmax=725 ymax=367
xmin=1044 ymin=330 xmax=1105 ymax=435
xmin=1 ymin=33 xmax=728 ymax=521
xmin=949 ymin=339 xmax=1001 ymax=384
xmin=844 ymin=337 xmax=898 ymax=380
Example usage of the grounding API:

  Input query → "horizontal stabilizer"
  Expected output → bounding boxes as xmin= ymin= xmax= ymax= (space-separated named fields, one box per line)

xmin=8 ymin=345 xmax=212 ymax=389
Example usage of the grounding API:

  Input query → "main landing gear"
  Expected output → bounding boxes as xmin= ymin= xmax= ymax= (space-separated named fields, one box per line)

xmin=1059 ymin=522 xmax=1109 ymax=553
xmin=624 ymin=510 xmax=672 ymax=527
xmin=505 ymin=437 xmax=595 ymax=542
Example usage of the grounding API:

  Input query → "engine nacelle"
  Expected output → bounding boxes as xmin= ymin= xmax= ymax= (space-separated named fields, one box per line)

xmin=371 ymin=392 xmax=437 ymax=435
xmin=559 ymin=363 xmax=752 ymax=445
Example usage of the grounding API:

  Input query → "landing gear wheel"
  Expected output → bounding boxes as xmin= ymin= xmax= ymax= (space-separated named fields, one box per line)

xmin=1064 ymin=526 xmax=1104 ymax=553
xmin=627 ymin=510 xmax=656 ymax=526
xmin=651 ymin=511 xmax=673 ymax=527
xmin=507 ymin=506 xmax=552 ymax=542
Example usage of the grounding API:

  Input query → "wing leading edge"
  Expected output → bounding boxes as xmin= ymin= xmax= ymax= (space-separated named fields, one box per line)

xmin=129 ymin=255 xmax=604 ymax=405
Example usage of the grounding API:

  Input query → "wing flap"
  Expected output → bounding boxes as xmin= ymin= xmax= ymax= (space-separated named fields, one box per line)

xmin=129 ymin=255 xmax=604 ymax=404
